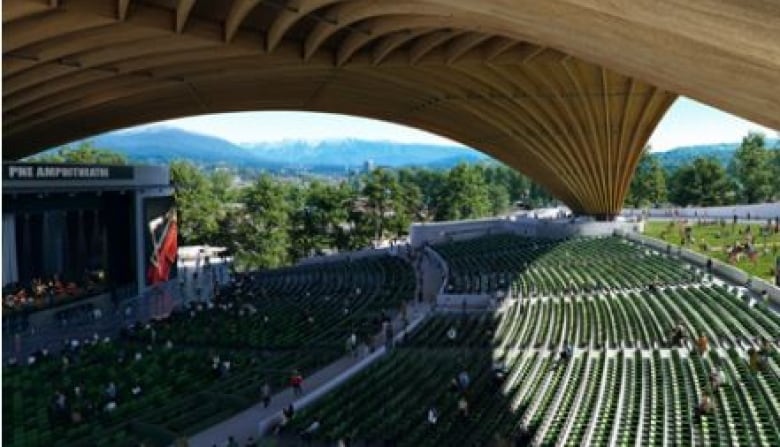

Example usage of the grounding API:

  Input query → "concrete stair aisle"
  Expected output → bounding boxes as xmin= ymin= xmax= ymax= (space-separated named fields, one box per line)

xmin=531 ymin=350 xmax=589 ymax=446
xmin=187 ymin=301 xmax=431 ymax=447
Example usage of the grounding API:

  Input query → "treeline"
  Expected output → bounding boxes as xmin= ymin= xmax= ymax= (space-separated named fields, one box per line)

xmin=171 ymin=162 xmax=552 ymax=270
xmin=626 ymin=132 xmax=779 ymax=208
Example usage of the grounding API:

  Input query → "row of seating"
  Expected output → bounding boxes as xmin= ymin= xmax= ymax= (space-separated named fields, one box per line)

xmin=404 ymin=285 xmax=780 ymax=350
xmin=132 ymin=256 xmax=414 ymax=350
xmin=288 ymin=234 xmax=780 ymax=446
xmin=435 ymin=235 xmax=696 ymax=295
xmin=3 ymin=255 xmax=415 ymax=447
xmin=291 ymin=335 xmax=780 ymax=446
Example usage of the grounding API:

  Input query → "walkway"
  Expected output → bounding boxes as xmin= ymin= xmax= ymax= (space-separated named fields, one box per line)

xmin=188 ymin=301 xmax=431 ymax=447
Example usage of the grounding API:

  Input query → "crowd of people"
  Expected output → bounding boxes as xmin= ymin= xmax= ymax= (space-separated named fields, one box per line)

xmin=3 ymin=271 xmax=106 ymax=314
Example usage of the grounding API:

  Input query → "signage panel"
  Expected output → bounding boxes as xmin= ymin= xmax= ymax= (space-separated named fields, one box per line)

xmin=3 ymin=163 xmax=133 ymax=181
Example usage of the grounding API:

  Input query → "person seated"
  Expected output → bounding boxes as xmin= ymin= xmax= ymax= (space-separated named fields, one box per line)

xmin=427 ymin=406 xmax=439 ymax=425
xmin=105 ymin=382 xmax=117 ymax=401
xmin=458 ymin=396 xmax=469 ymax=418
xmin=493 ymin=358 xmax=509 ymax=384
xmin=717 ymin=367 xmax=727 ymax=388
xmin=560 ymin=342 xmax=573 ymax=362
xmin=301 ymin=417 xmax=321 ymax=444
xmin=447 ymin=326 xmax=457 ymax=342
xmin=709 ymin=369 xmax=722 ymax=392
xmin=748 ymin=348 xmax=762 ymax=373
xmin=696 ymin=333 xmax=709 ymax=355
xmin=697 ymin=391 xmax=714 ymax=417
xmin=669 ymin=321 xmax=687 ymax=347
xmin=457 ymin=370 xmax=470 ymax=391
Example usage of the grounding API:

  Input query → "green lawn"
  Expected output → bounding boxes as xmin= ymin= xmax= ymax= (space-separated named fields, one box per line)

xmin=643 ymin=220 xmax=780 ymax=281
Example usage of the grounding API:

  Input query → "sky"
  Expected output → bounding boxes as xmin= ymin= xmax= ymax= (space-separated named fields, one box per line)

xmin=137 ymin=97 xmax=777 ymax=152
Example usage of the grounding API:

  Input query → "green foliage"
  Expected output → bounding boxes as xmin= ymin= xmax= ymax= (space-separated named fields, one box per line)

xmin=437 ymin=163 xmax=491 ymax=220
xmin=628 ymin=132 xmax=780 ymax=208
xmin=668 ymin=157 xmax=735 ymax=206
xmin=170 ymin=160 xmax=223 ymax=245
xmin=731 ymin=132 xmax=773 ymax=203
xmin=27 ymin=141 xmax=128 ymax=165
xmin=233 ymin=175 xmax=292 ymax=269
xmin=626 ymin=148 xmax=667 ymax=208
xmin=170 ymin=160 xmax=551 ymax=270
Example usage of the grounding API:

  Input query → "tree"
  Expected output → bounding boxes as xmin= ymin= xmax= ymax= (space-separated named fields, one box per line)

xmin=669 ymin=157 xmax=735 ymax=206
xmin=488 ymin=183 xmax=511 ymax=215
xmin=732 ymin=132 xmax=772 ymax=203
xmin=233 ymin=174 xmax=291 ymax=269
xmin=437 ymin=163 xmax=490 ymax=220
xmin=361 ymin=168 xmax=402 ymax=244
xmin=210 ymin=169 xmax=237 ymax=204
xmin=27 ymin=141 xmax=128 ymax=165
xmin=170 ymin=160 xmax=221 ymax=244
xmin=626 ymin=149 xmax=667 ymax=208
xmin=288 ymin=180 xmax=353 ymax=258
xmin=397 ymin=167 xmax=447 ymax=221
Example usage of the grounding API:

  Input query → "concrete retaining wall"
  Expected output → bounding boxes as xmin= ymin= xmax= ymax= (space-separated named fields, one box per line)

xmin=623 ymin=202 xmax=780 ymax=220
xmin=296 ymin=247 xmax=391 ymax=266
xmin=410 ymin=218 xmax=513 ymax=248
xmin=422 ymin=246 xmax=448 ymax=300
xmin=411 ymin=217 xmax=644 ymax=248
xmin=436 ymin=293 xmax=493 ymax=311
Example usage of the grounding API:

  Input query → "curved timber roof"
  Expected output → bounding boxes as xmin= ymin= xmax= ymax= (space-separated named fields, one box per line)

xmin=3 ymin=0 xmax=780 ymax=216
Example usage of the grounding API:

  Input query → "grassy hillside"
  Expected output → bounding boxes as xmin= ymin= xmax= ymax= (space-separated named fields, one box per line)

xmin=644 ymin=220 xmax=780 ymax=281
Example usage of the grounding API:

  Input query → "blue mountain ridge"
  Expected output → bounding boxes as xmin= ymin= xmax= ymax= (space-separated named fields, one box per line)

xmin=36 ymin=127 xmax=778 ymax=172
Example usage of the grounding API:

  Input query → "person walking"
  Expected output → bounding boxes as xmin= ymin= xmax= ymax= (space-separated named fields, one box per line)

xmin=290 ymin=370 xmax=304 ymax=397
xmin=261 ymin=380 xmax=271 ymax=408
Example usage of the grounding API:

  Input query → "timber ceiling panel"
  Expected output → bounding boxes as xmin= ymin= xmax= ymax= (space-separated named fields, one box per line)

xmin=3 ymin=0 xmax=779 ymax=216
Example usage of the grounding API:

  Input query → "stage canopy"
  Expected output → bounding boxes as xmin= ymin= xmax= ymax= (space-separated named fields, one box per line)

xmin=4 ymin=0 xmax=779 ymax=216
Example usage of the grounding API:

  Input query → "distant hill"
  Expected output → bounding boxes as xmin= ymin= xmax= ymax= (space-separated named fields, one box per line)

xmin=80 ymin=128 xmax=283 ymax=168
xmin=653 ymin=139 xmax=778 ymax=170
xmin=34 ymin=127 xmax=489 ymax=172
xmin=32 ymin=127 xmax=778 ymax=173
xmin=240 ymin=139 xmax=488 ymax=169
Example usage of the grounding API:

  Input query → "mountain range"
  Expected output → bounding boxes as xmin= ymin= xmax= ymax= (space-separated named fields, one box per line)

xmin=36 ymin=127 xmax=778 ymax=174
xmin=653 ymin=140 xmax=778 ymax=169
xmin=52 ymin=127 xmax=488 ymax=174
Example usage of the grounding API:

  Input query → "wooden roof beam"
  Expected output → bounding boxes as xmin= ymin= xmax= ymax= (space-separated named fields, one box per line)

xmin=176 ymin=0 xmax=197 ymax=33
xmin=446 ymin=32 xmax=491 ymax=64
xmin=304 ymin=1 xmax=445 ymax=61
xmin=225 ymin=0 xmax=263 ymax=43
xmin=409 ymin=29 xmax=462 ymax=65
xmin=118 ymin=0 xmax=131 ymax=21
xmin=266 ymin=0 xmax=345 ymax=52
